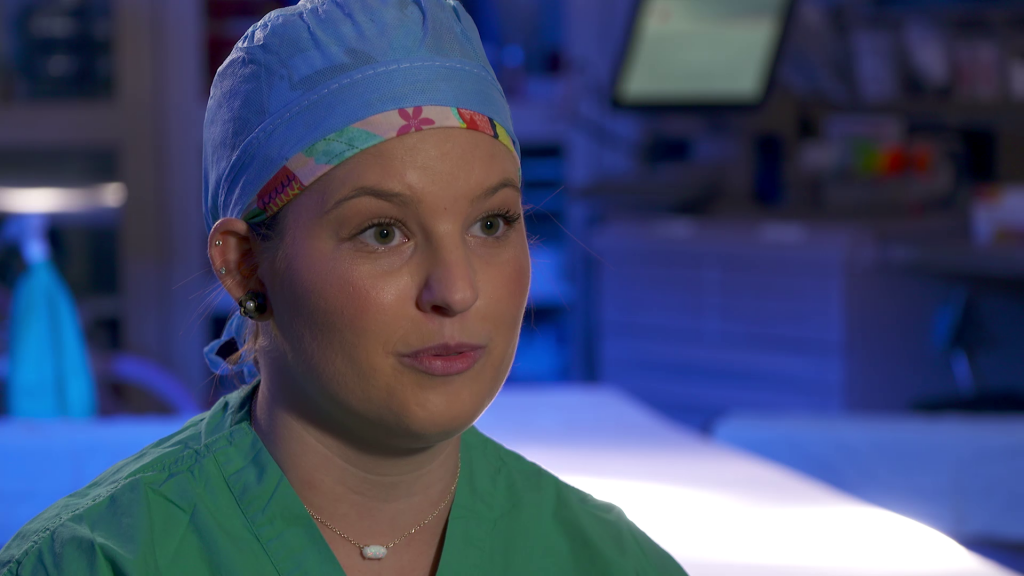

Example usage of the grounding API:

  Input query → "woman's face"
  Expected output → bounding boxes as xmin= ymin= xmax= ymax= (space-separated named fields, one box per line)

xmin=256 ymin=129 xmax=529 ymax=451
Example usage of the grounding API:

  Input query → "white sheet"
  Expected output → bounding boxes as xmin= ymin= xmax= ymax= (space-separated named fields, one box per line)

xmin=714 ymin=412 xmax=1024 ymax=544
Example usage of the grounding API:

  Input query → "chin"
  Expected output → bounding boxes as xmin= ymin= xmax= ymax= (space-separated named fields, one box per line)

xmin=386 ymin=368 xmax=505 ymax=448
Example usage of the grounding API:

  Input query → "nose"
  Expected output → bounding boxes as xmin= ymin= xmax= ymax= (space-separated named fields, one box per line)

xmin=416 ymin=241 xmax=479 ymax=317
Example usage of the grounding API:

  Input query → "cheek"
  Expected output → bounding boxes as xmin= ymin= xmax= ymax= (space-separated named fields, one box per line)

xmin=330 ymin=266 xmax=410 ymax=348
xmin=271 ymin=245 xmax=411 ymax=359
xmin=511 ymin=250 xmax=532 ymax=307
xmin=480 ymin=240 xmax=532 ymax=326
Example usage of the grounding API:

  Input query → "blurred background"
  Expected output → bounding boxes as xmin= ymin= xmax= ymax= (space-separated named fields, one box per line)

xmin=1 ymin=0 xmax=1024 ymax=572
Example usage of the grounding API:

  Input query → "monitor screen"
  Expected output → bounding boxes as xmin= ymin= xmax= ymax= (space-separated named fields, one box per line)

xmin=614 ymin=0 xmax=792 ymax=107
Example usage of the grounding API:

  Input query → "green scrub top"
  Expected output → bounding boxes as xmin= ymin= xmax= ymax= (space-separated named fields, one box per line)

xmin=0 ymin=383 xmax=688 ymax=575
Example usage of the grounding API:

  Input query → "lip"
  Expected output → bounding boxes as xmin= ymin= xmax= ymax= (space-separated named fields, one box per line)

xmin=399 ymin=342 xmax=485 ymax=377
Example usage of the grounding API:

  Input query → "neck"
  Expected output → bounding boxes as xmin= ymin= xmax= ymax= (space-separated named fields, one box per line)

xmin=250 ymin=377 xmax=461 ymax=542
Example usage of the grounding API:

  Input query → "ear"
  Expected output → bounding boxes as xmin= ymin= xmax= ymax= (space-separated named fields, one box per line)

xmin=209 ymin=218 xmax=273 ymax=322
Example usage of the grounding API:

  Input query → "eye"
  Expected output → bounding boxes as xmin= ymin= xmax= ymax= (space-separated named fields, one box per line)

xmin=474 ymin=215 xmax=504 ymax=237
xmin=357 ymin=221 xmax=409 ymax=247
xmin=470 ymin=210 xmax=521 ymax=238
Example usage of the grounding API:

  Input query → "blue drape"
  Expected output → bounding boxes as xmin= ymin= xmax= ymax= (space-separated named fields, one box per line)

xmin=7 ymin=260 xmax=97 ymax=418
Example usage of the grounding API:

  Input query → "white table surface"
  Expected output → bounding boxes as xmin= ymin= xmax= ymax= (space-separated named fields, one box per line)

xmin=713 ymin=412 xmax=1024 ymax=543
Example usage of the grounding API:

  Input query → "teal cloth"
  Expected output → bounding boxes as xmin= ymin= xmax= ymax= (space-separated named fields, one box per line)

xmin=7 ymin=260 xmax=96 ymax=418
xmin=0 ymin=383 xmax=688 ymax=575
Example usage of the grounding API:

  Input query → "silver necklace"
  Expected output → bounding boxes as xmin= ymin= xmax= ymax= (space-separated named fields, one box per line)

xmin=305 ymin=456 xmax=461 ymax=560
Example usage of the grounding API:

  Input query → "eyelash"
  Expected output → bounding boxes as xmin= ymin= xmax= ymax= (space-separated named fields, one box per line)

xmin=357 ymin=216 xmax=406 ymax=237
xmin=356 ymin=209 xmax=523 ymax=241
xmin=481 ymin=208 xmax=523 ymax=230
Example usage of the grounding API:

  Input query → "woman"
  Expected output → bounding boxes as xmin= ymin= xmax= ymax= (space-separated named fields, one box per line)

xmin=0 ymin=1 xmax=687 ymax=574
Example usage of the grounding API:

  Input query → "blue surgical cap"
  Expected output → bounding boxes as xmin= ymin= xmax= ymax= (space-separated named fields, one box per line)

xmin=202 ymin=0 xmax=520 ymax=233
xmin=202 ymin=0 xmax=520 ymax=380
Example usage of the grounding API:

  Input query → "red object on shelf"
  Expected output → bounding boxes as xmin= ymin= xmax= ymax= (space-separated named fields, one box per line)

xmin=881 ymin=146 xmax=909 ymax=176
xmin=909 ymin=142 xmax=936 ymax=174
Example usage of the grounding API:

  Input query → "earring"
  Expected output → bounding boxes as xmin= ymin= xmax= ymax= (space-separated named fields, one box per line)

xmin=219 ymin=267 xmax=227 ymax=275
xmin=215 ymin=240 xmax=223 ymax=246
xmin=238 ymin=290 xmax=267 ymax=319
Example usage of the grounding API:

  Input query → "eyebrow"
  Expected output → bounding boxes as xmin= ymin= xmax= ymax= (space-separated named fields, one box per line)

xmin=325 ymin=177 xmax=521 ymax=214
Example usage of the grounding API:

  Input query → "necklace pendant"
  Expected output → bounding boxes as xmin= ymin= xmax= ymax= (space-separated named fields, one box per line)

xmin=362 ymin=545 xmax=388 ymax=559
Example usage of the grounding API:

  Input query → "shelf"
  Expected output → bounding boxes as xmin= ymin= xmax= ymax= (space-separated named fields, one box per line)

xmin=0 ymin=102 xmax=121 ymax=147
xmin=806 ymin=100 xmax=1024 ymax=124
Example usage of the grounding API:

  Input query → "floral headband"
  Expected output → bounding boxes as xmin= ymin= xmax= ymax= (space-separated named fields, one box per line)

xmin=243 ymin=106 xmax=519 ymax=224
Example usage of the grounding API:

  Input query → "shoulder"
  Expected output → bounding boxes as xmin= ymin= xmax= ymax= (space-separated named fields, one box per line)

xmin=0 ymin=392 xmax=250 ymax=576
xmin=463 ymin=427 xmax=688 ymax=575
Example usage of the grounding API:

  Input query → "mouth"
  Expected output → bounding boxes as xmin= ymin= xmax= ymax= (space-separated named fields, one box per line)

xmin=399 ymin=342 xmax=486 ymax=377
